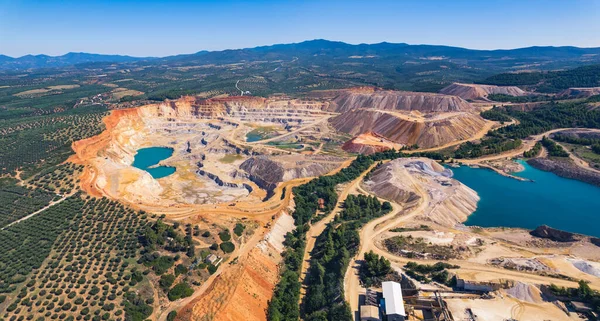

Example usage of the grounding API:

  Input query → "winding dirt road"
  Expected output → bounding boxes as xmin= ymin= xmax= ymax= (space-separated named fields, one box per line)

xmin=298 ymin=163 xmax=378 ymax=300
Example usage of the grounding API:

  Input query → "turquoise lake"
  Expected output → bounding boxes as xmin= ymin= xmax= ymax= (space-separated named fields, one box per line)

xmin=451 ymin=160 xmax=600 ymax=237
xmin=131 ymin=147 xmax=176 ymax=179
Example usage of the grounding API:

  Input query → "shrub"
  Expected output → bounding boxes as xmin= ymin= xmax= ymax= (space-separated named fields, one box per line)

xmin=219 ymin=230 xmax=231 ymax=242
xmin=167 ymin=283 xmax=194 ymax=301
xmin=220 ymin=242 xmax=235 ymax=253
xmin=233 ymin=223 xmax=245 ymax=237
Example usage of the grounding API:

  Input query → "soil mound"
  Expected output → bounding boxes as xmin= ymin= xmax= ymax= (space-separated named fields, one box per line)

xmin=363 ymin=158 xmax=479 ymax=226
xmin=341 ymin=132 xmax=401 ymax=155
xmin=440 ymin=83 xmax=526 ymax=101
xmin=505 ymin=282 xmax=543 ymax=304
xmin=331 ymin=109 xmax=487 ymax=149
xmin=322 ymin=87 xmax=473 ymax=113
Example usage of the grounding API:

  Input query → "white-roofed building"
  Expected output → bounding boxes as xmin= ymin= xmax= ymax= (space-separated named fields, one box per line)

xmin=381 ymin=281 xmax=405 ymax=321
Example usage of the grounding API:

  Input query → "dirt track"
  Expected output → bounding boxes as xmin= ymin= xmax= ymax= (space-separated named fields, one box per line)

xmin=298 ymin=163 xmax=378 ymax=300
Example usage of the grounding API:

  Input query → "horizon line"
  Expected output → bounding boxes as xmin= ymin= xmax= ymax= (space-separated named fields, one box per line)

xmin=3 ymin=38 xmax=600 ymax=59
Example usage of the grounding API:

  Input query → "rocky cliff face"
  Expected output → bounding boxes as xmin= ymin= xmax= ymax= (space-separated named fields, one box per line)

xmin=240 ymin=155 xmax=343 ymax=191
xmin=530 ymin=225 xmax=580 ymax=242
xmin=527 ymin=158 xmax=600 ymax=187
xmin=330 ymin=109 xmax=487 ymax=149
xmin=363 ymin=158 xmax=479 ymax=226
xmin=440 ymin=83 xmax=527 ymax=101
xmin=557 ymin=87 xmax=600 ymax=99
xmin=320 ymin=87 xmax=473 ymax=113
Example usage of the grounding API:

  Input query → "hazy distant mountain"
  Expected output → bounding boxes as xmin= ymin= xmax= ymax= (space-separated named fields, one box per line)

xmin=0 ymin=52 xmax=147 ymax=70
xmin=3 ymin=40 xmax=600 ymax=70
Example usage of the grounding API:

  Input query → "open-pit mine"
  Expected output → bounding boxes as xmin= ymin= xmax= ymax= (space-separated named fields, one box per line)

xmin=69 ymin=87 xmax=490 ymax=213
xmin=66 ymin=86 xmax=600 ymax=321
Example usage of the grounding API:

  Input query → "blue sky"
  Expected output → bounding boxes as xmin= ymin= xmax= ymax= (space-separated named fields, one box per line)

xmin=1 ymin=0 xmax=599 ymax=57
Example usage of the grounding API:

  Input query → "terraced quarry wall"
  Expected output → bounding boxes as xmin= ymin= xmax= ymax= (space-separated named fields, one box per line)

xmin=69 ymin=95 xmax=342 ymax=211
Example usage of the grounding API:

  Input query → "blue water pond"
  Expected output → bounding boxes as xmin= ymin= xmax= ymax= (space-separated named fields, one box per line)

xmin=131 ymin=147 xmax=176 ymax=179
xmin=451 ymin=160 xmax=600 ymax=237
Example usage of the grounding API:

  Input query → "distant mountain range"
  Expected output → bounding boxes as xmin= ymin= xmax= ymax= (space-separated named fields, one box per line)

xmin=2 ymin=39 xmax=600 ymax=70
xmin=0 ymin=52 xmax=148 ymax=69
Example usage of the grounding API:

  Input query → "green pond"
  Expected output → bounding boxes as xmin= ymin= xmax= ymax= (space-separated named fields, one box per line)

xmin=451 ymin=160 xmax=600 ymax=237
xmin=131 ymin=147 xmax=176 ymax=179
xmin=246 ymin=132 xmax=263 ymax=142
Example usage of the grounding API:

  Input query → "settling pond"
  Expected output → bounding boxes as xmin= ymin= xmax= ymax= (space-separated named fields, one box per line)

xmin=131 ymin=147 xmax=176 ymax=179
xmin=451 ymin=160 xmax=600 ymax=237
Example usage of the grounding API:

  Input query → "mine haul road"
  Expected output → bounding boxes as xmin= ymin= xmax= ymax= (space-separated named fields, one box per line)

xmin=298 ymin=162 xmax=378 ymax=300
xmin=457 ymin=127 xmax=600 ymax=164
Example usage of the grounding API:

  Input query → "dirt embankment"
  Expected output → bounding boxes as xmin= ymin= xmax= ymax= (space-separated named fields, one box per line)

xmin=69 ymin=107 xmax=144 ymax=197
xmin=330 ymin=110 xmax=487 ymax=149
xmin=557 ymin=87 xmax=600 ymax=99
xmin=527 ymin=157 xmax=600 ymax=187
xmin=363 ymin=158 xmax=479 ymax=227
xmin=322 ymin=86 xmax=474 ymax=112
xmin=440 ymin=83 xmax=527 ymax=101
xmin=176 ymin=212 xmax=295 ymax=321
xmin=341 ymin=131 xmax=403 ymax=155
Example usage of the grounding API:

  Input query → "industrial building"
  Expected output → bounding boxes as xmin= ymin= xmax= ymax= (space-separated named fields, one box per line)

xmin=382 ymin=281 xmax=406 ymax=321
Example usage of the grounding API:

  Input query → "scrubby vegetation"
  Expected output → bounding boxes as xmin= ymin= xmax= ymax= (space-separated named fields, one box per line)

xmin=403 ymin=261 xmax=459 ymax=285
xmin=549 ymin=280 xmax=600 ymax=314
xmin=384 ymin=235 xmax=459 ymax=260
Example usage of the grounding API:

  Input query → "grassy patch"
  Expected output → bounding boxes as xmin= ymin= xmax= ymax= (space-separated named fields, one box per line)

xmin=219 ymin=154 xmax=243 ymax=163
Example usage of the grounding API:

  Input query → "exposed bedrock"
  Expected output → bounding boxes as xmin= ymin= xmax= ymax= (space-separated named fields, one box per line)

xmin=330 ymin=109 xmax=487 ymax=149
xmin=557 ymin=87 xmax=600 ymax=99
xmin=240 ymin=155 xmax=343 ymax=191
xmin=527 ymin=158 xmax=600 ymax=187
xmin=530 ymin=225 xmax=580 ymax=242
xmin=363 ymin=158 xmax=479 ymax=227
xmin=320 ymin=87 xmax=473 ymax=113
xmin=440 ymin=82 xmax=526 ymax=101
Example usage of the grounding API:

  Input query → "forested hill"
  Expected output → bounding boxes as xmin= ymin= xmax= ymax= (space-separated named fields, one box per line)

xmin=3 ymin=40 xmax=600 ymax=71
xmin=0 ymin=52 xmax=147 ymax=70
xmin=479 ymin=64 xmax=600 ymax=93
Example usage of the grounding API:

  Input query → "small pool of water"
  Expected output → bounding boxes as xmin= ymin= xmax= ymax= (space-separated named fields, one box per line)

xmin=131 ymin=147 xmax=176 ymax=179
xmin=451 ymin=160 xmax=600 ymax=237
xmin=245 ymin=132 xmax=263 ymax=142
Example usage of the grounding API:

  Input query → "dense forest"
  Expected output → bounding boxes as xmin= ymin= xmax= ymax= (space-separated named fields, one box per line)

xmin=480 ymin=64 xmax=600 ymax=93
xmin=540 ymin=136 xmax=569 ymax=157
xmin=302 ymin=195 xmax=392 ymax=321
